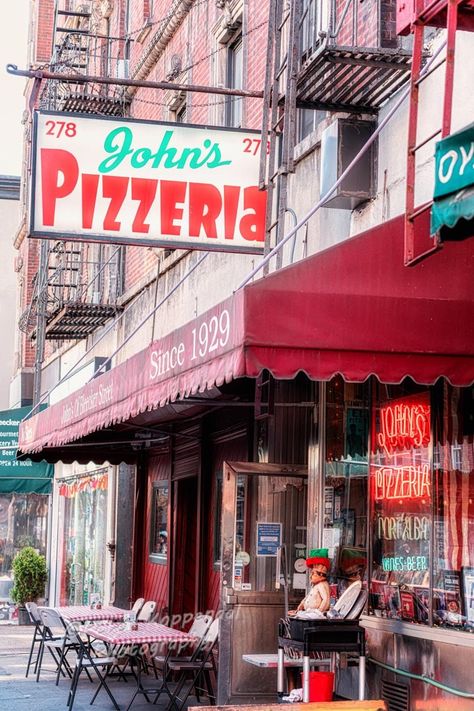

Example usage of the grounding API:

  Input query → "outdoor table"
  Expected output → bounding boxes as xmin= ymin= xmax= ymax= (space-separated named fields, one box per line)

xmin=85 ymin=621 xmax=196 ymax=710
xmin=55 ymin=605 xmax=127 ymax=623
xmin=243 ymin=653 xmax=329 ymax=668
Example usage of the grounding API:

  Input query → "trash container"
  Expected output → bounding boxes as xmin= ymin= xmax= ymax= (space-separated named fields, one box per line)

xmin=309 ymin=670 xmax=334 ymax=702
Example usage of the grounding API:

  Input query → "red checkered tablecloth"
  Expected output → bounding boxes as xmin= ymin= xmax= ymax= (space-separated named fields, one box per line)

xmin=85 ymin=621 xmax=194 ymax=646
xmin=56 ymin=605 xmax=127 ymax=623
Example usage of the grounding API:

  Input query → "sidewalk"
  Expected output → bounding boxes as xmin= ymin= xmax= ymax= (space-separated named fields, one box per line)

xmin=0 ymin=622 xmax=198 ymax=711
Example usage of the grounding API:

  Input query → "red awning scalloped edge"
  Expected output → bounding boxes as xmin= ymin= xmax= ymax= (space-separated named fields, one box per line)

xmin=18 ymin=213 xmax=474 ymax=456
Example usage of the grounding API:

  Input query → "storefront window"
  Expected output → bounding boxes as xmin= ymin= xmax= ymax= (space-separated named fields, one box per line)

xmin=150 ymin=482 xmax=168 ymax=563
xmin=0 ymin=494 xmax=48 ymax=576
xmin=324 ymin=377 xmax=369 ymax=600
xmin=57 ymin=471 xmax=108 ymax=605
xmin=432 ymin=384 xmax=474 ymax=630
xmin=370 ymin=383 xmax=431 ymax=623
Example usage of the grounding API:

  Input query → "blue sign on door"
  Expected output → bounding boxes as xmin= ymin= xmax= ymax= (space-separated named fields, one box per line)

xmin=256 ymin=522 xmax=282 ymax=556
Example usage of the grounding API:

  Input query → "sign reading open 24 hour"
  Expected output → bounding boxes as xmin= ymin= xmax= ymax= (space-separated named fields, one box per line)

xmin=31 ymin=111 xmax=267 ymax=254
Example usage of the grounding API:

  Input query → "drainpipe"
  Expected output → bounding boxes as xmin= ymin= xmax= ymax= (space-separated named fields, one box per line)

xmin=286 ymin=208 xmax=298 ymax=264
xmin=126 ymin=0 xmax=195 ymax=99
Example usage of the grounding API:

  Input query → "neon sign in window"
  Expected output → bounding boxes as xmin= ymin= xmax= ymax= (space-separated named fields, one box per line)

xmin=374 ymin=463 xmax=431 ymax=501
xmin=377 ymin=403 xmax=430 ymax=457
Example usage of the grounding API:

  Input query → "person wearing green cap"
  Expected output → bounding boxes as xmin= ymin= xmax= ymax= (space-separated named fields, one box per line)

xmin=289 ymin=548 xmax=331 ymax=615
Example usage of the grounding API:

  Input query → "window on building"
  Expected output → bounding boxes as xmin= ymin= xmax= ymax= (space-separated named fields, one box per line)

xmin=369 ymin=381 xmax=431 ymax=624
xmin=213 ymin=472 xmax=247 ymax=566
xmin=431 ymin=384 xmax=474 ymax=631
xmin=300 ymin=0 xmax=318 ymax=59
xmin=149 ymin=482 xmax=169 ymax=564
xmin=56 ymin=470 xmax=109 ymax=605
xmin=144 ymin=0 xmax=154 ymax=20
xmin=297 ymin=108 xmax=326 ymax=143
xmin=225 ymin=35 xmax=243 ymax=128
xmin=175 ymin=102 xmax=187 ymax=123
xmin=324 ymin=377 xmax=370 ymax=602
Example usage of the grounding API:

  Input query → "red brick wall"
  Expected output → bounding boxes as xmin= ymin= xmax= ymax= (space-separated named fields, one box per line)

xmin=123 ymin=0 xmax=269 ymax=292
xmin=34 ymin=0 xmax=55 ymax=63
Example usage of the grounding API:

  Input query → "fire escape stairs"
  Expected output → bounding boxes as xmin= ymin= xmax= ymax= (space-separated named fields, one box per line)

xmin=20 ymin=243 xmax=123 ymax=342
xmin=44 ymin=3 xmax=128 ymax=116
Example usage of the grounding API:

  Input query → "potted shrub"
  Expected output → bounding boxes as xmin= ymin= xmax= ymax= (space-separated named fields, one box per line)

xmin=11 ymin=547 xmax=47 ymax=625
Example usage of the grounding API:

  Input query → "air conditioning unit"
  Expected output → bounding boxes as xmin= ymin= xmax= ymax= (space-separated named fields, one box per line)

xmin=320 ymin=118 xmax=377 ymax=210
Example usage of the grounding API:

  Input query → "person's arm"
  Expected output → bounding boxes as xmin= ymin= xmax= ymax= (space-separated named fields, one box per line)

xmin=315 ymin=581 xmax=330 ymax=612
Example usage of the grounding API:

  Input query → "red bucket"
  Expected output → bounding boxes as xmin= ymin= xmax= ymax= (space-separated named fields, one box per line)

xmin=308 ymin=670 xmax=334 ymax=702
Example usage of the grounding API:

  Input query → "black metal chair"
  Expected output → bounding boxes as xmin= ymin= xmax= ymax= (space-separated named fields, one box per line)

xmin=64 ymin=619 xmax=120 ymax=711
xmin=126 ymin=613 xmax=213 ymax=711
xmin=165 ymin=618 xmax=219 ymax=711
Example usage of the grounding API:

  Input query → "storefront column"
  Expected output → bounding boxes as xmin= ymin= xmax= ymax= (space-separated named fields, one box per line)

xmin=114 ymin=463 xmax=136 ymax=608
xmin=307 ymin=381 xmax=326 ymax=549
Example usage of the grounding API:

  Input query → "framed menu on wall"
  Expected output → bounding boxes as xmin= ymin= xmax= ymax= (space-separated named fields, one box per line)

xmin=461 ymin=567 xmax=474 ymax=628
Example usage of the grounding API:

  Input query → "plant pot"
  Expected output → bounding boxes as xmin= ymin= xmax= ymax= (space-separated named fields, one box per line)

xmin=17 ymin=606 xmax=33 ymax=625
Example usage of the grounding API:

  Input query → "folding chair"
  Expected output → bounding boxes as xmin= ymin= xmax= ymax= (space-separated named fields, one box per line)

xmin=64 ymin=620 xmax=120 ymax=711
xmin=137 ymin=600 xmax=156 ymax=622
xmin=131 ymin=597 xmax=145 ymax=617
xmin=36 ymin=607 xmax=79 ymax=684
xmin=151 ymin=614 xmax=214 ymax=708
xmin=150 ymin=612 xmax=213 ymax=681
xmin=25 ymin=602 xmax=62 ymax=679
xmin=166 ymin=618 xmax=219 ymax=711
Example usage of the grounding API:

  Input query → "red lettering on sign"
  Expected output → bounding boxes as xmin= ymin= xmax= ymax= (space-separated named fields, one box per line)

xmin=102 ymin=175 xmax=129 ymax=231
xmin=240 ymin=186 xmax=266 ymax=242
xmin=189 ymin=183 xmax=221 ymax=239
xmin=223 ymin=185 xmax=239 ymax=240
xmin=374 ymin=464 xmax=431 ymax=501
xmin=81 ymin=173 xmax=99 ymax=229
xmin=377 ymin=402 xmax=430 ymax=456
xmin=38 ymin=151 xmax=267 ymax=247
xmin=131 ymin=178 xmax=157 ymax=233
xmin=160 ymin=180 xmax=186 ymax=235
xmin=41 ymin=148 xmax=79 ymax=225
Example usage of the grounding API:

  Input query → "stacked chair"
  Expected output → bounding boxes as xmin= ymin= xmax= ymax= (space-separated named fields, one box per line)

xmin=125 ymin=612 xmax=214 ymax=711
xmin=166 ymin=617 xmax=219 ymax=710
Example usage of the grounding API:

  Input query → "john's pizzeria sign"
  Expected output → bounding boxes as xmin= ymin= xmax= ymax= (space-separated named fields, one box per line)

xmin=30 ymin=112 xmax=266 ymax=254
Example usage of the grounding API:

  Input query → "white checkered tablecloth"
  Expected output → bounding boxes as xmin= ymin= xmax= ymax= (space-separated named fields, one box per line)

xmin=85 ymin=621 xmax=195 ymax=646
xmin=56 ymin=605 xmax=127 ymax=623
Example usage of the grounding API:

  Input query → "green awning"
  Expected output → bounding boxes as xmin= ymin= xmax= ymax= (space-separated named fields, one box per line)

xmin=0 ymin=407 xmax=53 ymax=494
xmin=431 ymin=123 xmax=474 ymax=237
xmin=431 ymin=184 xmax=474 ymax=236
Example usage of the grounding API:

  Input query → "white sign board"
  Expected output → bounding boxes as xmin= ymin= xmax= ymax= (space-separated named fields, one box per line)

xmin=31 ymin=111 xmax=266 ymax=254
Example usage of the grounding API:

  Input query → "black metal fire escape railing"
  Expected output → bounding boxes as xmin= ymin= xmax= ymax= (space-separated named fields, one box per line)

xmin=19 ymin=242 xmax=123 ymax=341
xmin=21 ymin=2 xmax=130 ymax=344
xmin=39 ymin=2 xmax=131 ymax=116
xmin=296 ymin=0 xmax=413 ymax=112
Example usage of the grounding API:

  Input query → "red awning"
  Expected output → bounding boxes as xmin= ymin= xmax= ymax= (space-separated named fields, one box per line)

xmin=18 ymin=213 xmax=474 ymax=456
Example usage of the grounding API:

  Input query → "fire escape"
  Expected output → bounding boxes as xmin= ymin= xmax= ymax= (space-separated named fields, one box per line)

xmin=259 ymin=0 xmax=413 ymax=262
xmin=41 ymin=1 xmax=128 ymax=116
xmin=19 ymin=241 xmax=123 ymax=341
xmin=401 ymin=0 xmax=474 ymax=264
xmin=21 ymin=1 xmax=129 ymax=348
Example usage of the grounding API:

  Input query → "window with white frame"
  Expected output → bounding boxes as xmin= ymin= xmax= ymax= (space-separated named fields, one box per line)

xmin=225 ymin=34 xmax=243 ymax=128
xmin=149 ymin=482 xmax=169 ymax=563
